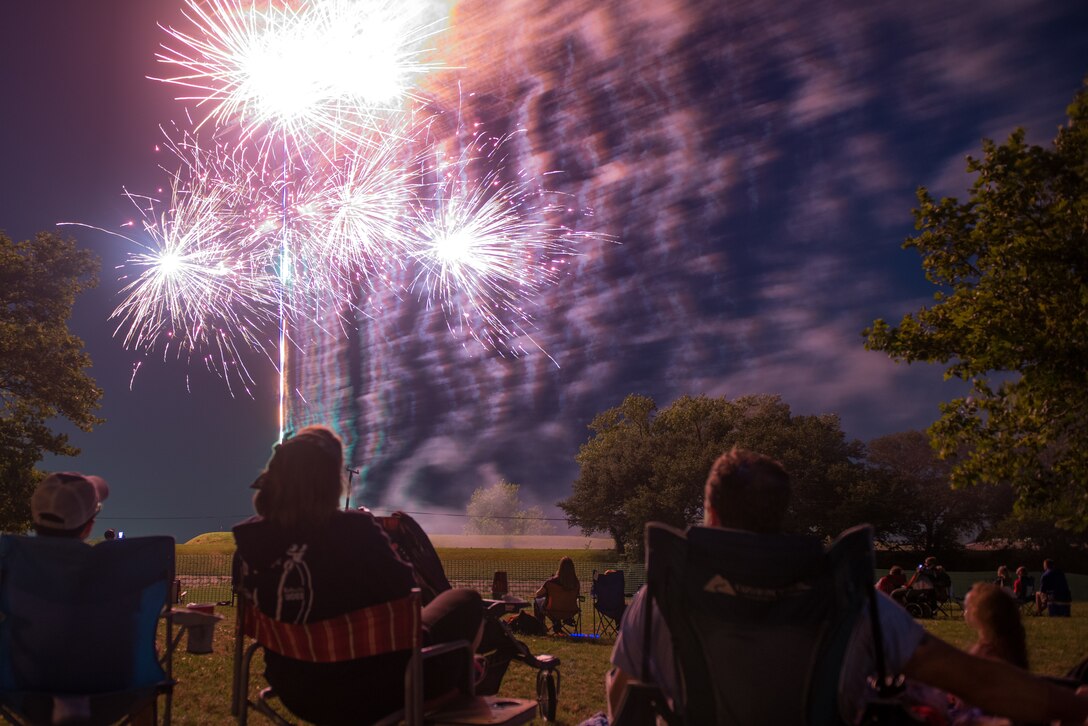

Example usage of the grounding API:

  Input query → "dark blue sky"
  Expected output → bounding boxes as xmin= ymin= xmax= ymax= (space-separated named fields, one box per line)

xmin=2 ymin=1 xmax=1087 ymax=541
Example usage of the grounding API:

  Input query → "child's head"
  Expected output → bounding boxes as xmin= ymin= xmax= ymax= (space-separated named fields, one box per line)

xmin=964 ymin=582 xmax=1028 ymax=669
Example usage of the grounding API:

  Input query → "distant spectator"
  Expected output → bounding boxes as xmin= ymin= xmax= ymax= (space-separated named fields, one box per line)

xmin=891 ymin=556 xmax=939 ymax=606
xmin=534 ymin=556 xmax=581 ymax=633
xmin=1013 ymin=567 xmax=1035 ymax=604
xmin=31 ymin=472 xmax=109 ymax=540
xmin=994 ymin=565 xmax=1013 ymax=592
xmin=1036 ymin=559 xmax=1073 ymax=616
xmin=103 ymin=528 xmax=116 ymax=540
xmin=876 ymin=565 xmax=906 ymax=596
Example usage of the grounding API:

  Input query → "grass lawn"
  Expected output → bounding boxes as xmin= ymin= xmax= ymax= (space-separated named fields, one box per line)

xmin=179 ymin=532 xmax=622 ymax=564
xmin=168 ymin=537 xmax=1088 ymax=723
xmin=169 ymin=601 xmax=1088 ymax=726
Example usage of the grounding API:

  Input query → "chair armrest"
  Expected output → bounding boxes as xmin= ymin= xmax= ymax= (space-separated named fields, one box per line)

xmin=421 ymin=639 xmax=472 ymax=660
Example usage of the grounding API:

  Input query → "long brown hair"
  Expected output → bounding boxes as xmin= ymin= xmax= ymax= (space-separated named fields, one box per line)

xmin=254 ymin=425 xmax=344 ymax=530
xmin=966 ymin=582 xmax=1028 ymax=669
xmin=555 ymin=556 xmax=579 ymax=593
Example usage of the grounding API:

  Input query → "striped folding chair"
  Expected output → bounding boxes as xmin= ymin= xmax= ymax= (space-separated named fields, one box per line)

xmin=231 ymin=587 xmax=536 ymax=726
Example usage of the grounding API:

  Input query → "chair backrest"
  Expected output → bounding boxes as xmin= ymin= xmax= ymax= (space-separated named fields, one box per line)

xmin=594 ymin=570 xmax=626 ymax=616
xmin=241 ymin=592 xmax=422 ymax=662
xmin=643 ymin=523 xmax=874 ymax=725
xmin=543 ymin=583 xmax=580 ymax=619
xmin=0 ymin=534 xmax=175 ymax=694
xmin=233 ymin=587 xmax=431 ymax=726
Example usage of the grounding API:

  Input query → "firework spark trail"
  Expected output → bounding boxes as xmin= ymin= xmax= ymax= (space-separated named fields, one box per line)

xmin=104 ymin=135 xmax=283 ymax=393
xmin=408 ymin=134 xmax=581 ymax=356
xmin=154 ymin=0 xmax=448 ymax=152
xmin=290 ymin=127 xmax=422 ymax=309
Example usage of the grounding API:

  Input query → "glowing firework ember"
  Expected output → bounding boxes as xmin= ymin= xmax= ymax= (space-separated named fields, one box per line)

xmin=155 ymin=0 xmax=447 ymax=147
xmin=106 ymin=138 xmax=281 ymax=392
xmin=409 ymin=153 xmax=578 ymax=353
xmin=290 ymin=128 xmax=421 ymax=306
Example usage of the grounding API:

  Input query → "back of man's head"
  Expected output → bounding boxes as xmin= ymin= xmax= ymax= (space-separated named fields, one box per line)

xmin=31 ymin=472 xmax=109 ymax=540
xmin=704 ymin=448 xmax=790 ymax=533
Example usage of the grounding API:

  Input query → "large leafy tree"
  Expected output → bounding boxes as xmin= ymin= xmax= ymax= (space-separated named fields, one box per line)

xmin=464 ymin=480 xmax=552 ymax=535
xmin=865 ymin=81 xmax=1088 ymax=529
xmin=863 ymin=430 xmax=997 ymax=553
xmin=0 ymin=231 xmax=102 ymax=532
xmin=559 ymin=393 xmax=864 ymax=556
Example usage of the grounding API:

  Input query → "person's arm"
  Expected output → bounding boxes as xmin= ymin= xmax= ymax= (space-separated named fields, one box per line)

xmin=535 ymin=581 xmax=549 ymax=599
xmin=606 ymin=666 xmax=633 ymax=721
xmin=903 ymin=634 xmax=1088 ymax=724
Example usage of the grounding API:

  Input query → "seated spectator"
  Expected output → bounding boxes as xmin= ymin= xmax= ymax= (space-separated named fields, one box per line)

xmin=876 ymin=565 xmax=906 ymax=596
xmin=892 ymin=557 xmax=938 ymax=605
xmin=932 ymin=564 xmax=953 ymax=599
xmin=233 ymin=425 xmax=483 ymax=725
xmin=606 ymin=449 xmax=1088 ymax=724
xmin=1036 ymin=558 xmax=1073 ymax=616
xmin=31 ymin=471 xmax=109 ymax=540
xmin=1013 ymin=567 xmax=1035 ymax=603
xmin=534 ymin=556 xmax=581 ymax=633
xmin=994 ymin=565 xmax=1013 ymax=592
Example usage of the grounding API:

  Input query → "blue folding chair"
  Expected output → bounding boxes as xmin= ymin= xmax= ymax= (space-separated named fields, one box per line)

xmin=0 ymin=535 xmax=177 ymax=725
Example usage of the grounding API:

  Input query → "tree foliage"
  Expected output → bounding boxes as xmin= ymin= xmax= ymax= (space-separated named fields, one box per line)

xmin=865 ymin=80 xmax=1088 ymax=529
xmin=464 ymin=480 xmax=552 ymax=535
xmin=862 ymin=430 xmax=995 ymax=553
xmin=558 ymin=393 xmax=865 ymax=556
xmin=0 ymin=231 xmax=102 ymax=532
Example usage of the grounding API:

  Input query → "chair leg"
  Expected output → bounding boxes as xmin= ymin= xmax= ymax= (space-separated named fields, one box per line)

xmin=237 ymin=642 xmax=261 ymax=726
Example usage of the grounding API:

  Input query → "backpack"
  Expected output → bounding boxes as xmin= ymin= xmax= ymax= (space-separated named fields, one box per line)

xmin=509 ymin=611 xmax=546 ymax=636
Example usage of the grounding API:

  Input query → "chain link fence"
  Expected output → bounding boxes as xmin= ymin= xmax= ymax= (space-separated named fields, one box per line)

xmin=175 ymin=553 xmax=645 ymax=607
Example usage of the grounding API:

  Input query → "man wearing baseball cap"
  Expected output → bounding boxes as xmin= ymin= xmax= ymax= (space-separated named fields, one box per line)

xmin=30 ymin=472 xmax=109 ymax=540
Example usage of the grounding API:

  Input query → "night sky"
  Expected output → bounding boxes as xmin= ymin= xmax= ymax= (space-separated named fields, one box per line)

xmin=2 ymin=0 xmax=1087 ymax=542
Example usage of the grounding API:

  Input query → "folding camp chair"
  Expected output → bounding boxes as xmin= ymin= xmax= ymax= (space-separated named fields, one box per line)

xmin=591 ymin=569 xmax=627 ymax=638
xmin=933 ymin=582 xmax=963 ymax=619
xmin=613 ymin=523 xmax=875 ymax=725
xmin=232 ymin=587 xmax=536 ymax=726
xmin=0 ymin=534 xmax=177 ymax=726
xmin=541 ymin=596 xmax=583 ymax=636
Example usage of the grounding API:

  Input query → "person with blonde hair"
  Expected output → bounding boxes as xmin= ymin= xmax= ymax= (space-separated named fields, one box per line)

xmin=534 ymin=556 xmax=581 ymax=633
xmin=234 ymin=425 xmax=484 ymax=725
xmin=964 ymin=582 xmax=1028 ymax=669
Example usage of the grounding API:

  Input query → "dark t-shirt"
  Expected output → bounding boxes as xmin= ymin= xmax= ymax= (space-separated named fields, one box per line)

xmin=1040 ymin=567 xmax=1072 ymax=601
xmin=233 ymin=510 xmax=416 ymax=724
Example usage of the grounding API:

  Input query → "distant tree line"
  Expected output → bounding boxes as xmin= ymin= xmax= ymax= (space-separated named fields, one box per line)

xmin=558 ymin=393 xmax=1087 ymax=560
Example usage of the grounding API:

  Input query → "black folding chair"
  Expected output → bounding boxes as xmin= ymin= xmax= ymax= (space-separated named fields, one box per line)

xmin=613 ymin=523 xmax=875 ymax=725
xmin=592 ymin=569 xmax=627 ymax=638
